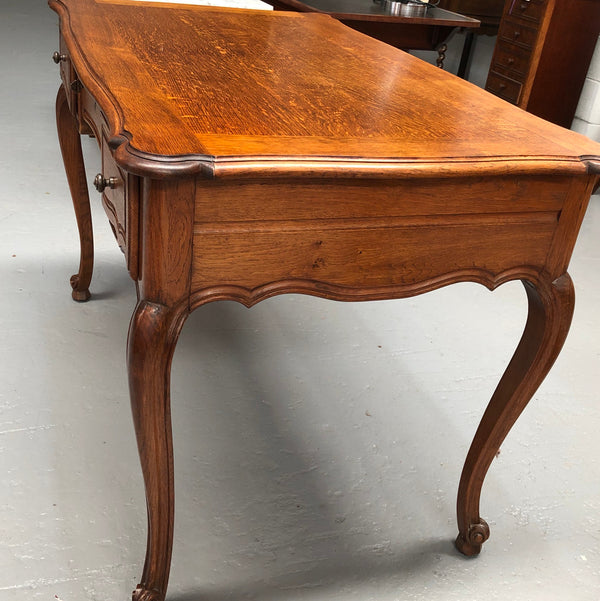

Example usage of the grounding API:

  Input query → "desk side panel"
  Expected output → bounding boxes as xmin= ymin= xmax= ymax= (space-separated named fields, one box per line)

xmin=190 ymin=176 xmax=573 ymax=305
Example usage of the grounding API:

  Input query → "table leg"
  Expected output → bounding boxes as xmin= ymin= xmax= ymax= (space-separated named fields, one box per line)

xmin=436 ymin=43 xmax=447 ymax=69
xmin=457 ymin=31 xmax=475 ymax=80
xmin=455 ymin=273 xmax=575 ymax=555
xmin=55 ymin=84 xmax=94 ymax=302
xmin=128 ymin=300 xmax=189 ymax=601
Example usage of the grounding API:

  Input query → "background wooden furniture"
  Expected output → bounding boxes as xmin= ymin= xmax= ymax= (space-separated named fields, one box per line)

xmin=264 ymin=0 xmax=480 ymax=68
xmin=50 ymin=1 xmax=600 ymax=600
xmin=485 ymin=0 xmax=600 ymax=128
xmin=438 ymin=0 xmax=504 ymax=34
xmin=437 ymin=0 xmax=505 ymax=77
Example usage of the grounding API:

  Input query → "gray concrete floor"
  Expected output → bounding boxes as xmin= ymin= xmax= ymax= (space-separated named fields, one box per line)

xmin=1 ymin=1 xmax=600 ymax=600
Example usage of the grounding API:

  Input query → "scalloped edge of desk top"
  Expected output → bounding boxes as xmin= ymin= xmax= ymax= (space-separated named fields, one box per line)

xmin=50 ymin=0 xmax=600 ymax=180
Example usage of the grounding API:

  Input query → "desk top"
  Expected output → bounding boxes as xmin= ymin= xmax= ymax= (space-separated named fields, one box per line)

xmin=50 ymin=0 xmax=600 ymax=179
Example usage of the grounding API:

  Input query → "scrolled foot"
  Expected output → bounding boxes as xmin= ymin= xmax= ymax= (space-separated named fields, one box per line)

xmin=132 ymin=585 xmax=163 ymax=601
xmin=70 ymin=274 xmax=91 ymax=302
xmin=455 ymin=519 xmax=490 ymax=557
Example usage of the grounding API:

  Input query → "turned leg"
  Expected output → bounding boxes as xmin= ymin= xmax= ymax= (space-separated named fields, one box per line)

xmin=128 ymin=300 xmax=188 ymax=601
xmin=455 ymin=273 xmax=575 ymax=556
xmin=55 ymin=84 xmax=94 ymax=302
xmin=436 ymin=43 xmax=447 ymax=69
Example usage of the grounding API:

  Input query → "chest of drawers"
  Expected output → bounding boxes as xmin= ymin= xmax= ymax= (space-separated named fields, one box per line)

xmin=486 ymin=0 xmax=600 ymax=127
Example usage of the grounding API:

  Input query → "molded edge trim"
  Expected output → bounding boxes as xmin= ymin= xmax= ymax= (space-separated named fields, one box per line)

xmin=114 ymin=141 xmax=594 ymax=180
xmin=188 ymin=265 xmax=546 ymax=310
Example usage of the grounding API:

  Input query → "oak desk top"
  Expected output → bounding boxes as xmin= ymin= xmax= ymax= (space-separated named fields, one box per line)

xmin=53 ymin=0 xmax=600 ymax=178
xmin=50 ymin=1 xmax=600 ymax=600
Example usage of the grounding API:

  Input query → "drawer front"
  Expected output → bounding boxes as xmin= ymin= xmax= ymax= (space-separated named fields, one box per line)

xmin=101 ymin=139 xmax=127 ymax=253
xmin=79 ymin=86 xmax=109 ymax=140
xmin=486 ymin=71 xmax=523 ymax=104
xmin=490 ymin=44 xmax=532 ymax=79
xmin=508 ymin=0 xmax=547 ymax=24
xmin=58 ymin=35 xmax=78 ymax=113
xmin=99 ymin=137 xmax=140 ymax=279
xmin=498 ymin=19 xmax=538 ymax=50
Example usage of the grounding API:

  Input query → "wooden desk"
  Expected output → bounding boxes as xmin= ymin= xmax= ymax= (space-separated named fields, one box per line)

xmin=50 ymin=0 xmax=600 ymax=599
xmin=486 ymin=0 xmax=600 ymax=128
xmin=264 ymin=0 xmax=480 ymax=68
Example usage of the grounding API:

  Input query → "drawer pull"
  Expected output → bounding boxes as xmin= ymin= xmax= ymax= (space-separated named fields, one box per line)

xmin=507 ymin=58 xmax=515 ymax=65
xmin=513 ymin=31 xmax=521 ymax=39
xmin=52 ymin=51 xmax=66 ymax=64
xmin=94 ymin=173 xmax=119 ymax=193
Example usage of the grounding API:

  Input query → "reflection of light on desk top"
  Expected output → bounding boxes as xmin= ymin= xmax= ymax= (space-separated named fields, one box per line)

xmin=129 ymin=0 xmax=273 ymax=8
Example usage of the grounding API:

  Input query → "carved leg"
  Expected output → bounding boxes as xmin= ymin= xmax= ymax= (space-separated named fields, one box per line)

xmin=128 ymin=300 xmax=188 ymax=601
xmin=55 ymin=85 xmax=93 ymax=302
xmin=455 ymin=274 xmax=575 ymax=556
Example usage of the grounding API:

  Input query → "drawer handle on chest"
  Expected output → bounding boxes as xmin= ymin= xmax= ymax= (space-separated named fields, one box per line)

xmin=52 ymin=51 xmax=66 ymax=64
xmin=94 ymin=173 xmax=119 ymax=193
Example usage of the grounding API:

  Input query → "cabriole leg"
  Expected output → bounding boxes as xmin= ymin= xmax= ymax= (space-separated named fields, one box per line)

xmin=55 ymin=84 xmax=93 ymax=302
xmin=455 ymin=273 xmax=575 ymax=556
xmin=128 ymin=300 xmax=188 ymax=601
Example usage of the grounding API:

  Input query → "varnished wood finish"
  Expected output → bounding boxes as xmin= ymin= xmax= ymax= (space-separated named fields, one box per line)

xmin=486 ymin=0 xmax=600 ymax=127
xmin=456 ymin=273 xmax=575 ymax=555
xmin=49 ymin=1 xmax=600 ymax=599
xmin=128 ymin=300 xmax=189 ymax=601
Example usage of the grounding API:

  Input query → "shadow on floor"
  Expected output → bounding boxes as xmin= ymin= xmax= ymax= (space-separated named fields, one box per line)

xmin=168 ymin=537 xmax=464 ymax=601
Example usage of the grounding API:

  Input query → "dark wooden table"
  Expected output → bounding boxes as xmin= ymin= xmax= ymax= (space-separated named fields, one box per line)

xmin=264 ymin=0 xmax=480 ymax=68
xmin=49 ymin=1 xmax=600 ymax=600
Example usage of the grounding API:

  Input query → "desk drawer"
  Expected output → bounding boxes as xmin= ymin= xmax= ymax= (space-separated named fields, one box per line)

xmin=98 ymin=139 xmax=140 ymax=278
xmin=58 ymin=35 xmax=79 ymax=114
xmin=498 ymin=19 xmax=538 ymax=50
xmin=79 ymin=86 xmax=109 ymax=140
xmin=490 ymin=44 xmax=532 ymax=78
xmin=508 ymin=0 xmax=546 ymax=24
xmin=101 ymin=139 xmax=128 ymax=253
xmin=486 ymin=71 xmax=523 ymax=104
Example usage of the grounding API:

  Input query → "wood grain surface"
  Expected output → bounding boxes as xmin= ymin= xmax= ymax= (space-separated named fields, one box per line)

xmin=51 ymin=0 xmax=600 ymax=178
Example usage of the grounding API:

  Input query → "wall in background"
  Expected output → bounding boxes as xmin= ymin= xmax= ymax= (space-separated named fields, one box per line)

xmin=572 ymin=37 xmax=600 ymax=142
